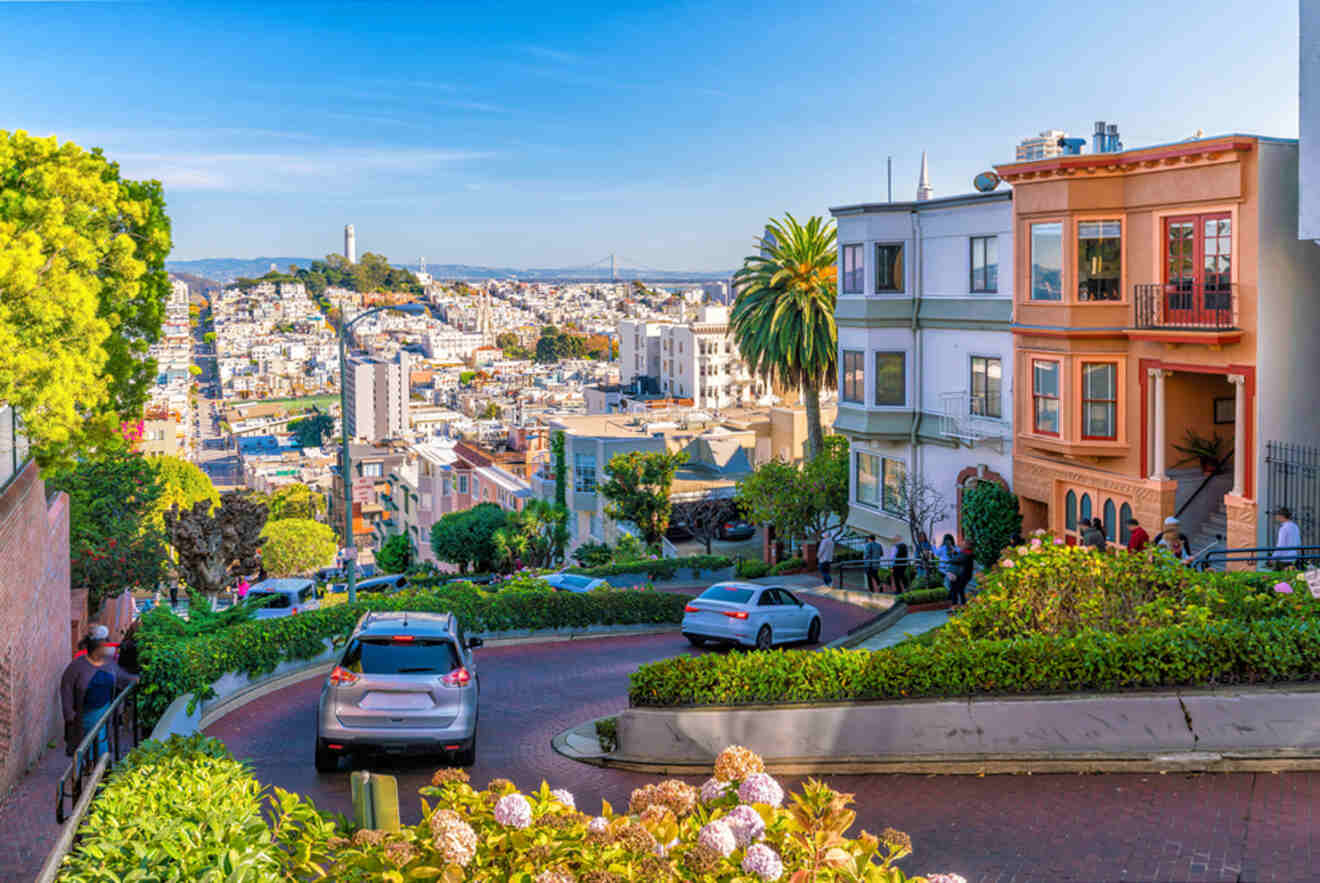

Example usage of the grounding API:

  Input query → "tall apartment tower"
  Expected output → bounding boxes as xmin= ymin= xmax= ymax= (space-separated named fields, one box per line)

xmin=343 ymin=350 xmax=410 ymax=442
xmin=344 ymin=224 xmax=357 ymax=264
xmin=1015 ymin=129 xmax=1068 ymax=161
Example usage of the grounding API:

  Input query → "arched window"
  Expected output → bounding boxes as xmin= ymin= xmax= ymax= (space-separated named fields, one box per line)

xmin=1119 ymin=503 xmax=1133 ymax=544
xmin=1080 ymin=493 xmax=1093 ymax=524
xmin=1065 ymin=490 xmax=1077 ymax=531
xmin=1103 ymin=499 xmax=1117 ymax=542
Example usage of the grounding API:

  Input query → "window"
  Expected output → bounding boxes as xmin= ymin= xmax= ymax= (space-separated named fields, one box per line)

xmin=1080 ymin=493 xmax=1093 ymax=524
xmin=574 ymin=453 xmax=596 ymax=492
xmin=1065 ymin=490 xmax=1078 ymax=531
xmin=1119 ymin=503 xmax=1133 ymax=544
xmin=841 ymin=350 xmax=865 ymax=403
xmin=856 ymin=452 xmax=880 ymax=507
xmin=1032 ymin=360 xmax=1060 ymax=435
xmin=882 ymin=458 xmax=906 ymax=516
xmin=361 ymin=462 xmax=383 ymax=478
xmin=1081 ymin=362 xmax=1117 ymax=440
xmin=1077 ymin=221 xmax=1121 ymax=301
xmin=970 ymin=236 xmax=998 ymax=292
xmin=874 ymin=352 xmax=905 ymax=406
xmin=1103 ymin=499 xmax=1117 ymax=541
xmin=457 ymin=474 xmax=468 ymax=494
xmin=841 ymin=244 xmax=863 ymax=294
xmin=1030 ymin=222 xmax=1063 ymax=301
xmin=874 ymin=243 xmax=904 ymax=292
xmin=970 ymin=356 xmax=1002 ymax=418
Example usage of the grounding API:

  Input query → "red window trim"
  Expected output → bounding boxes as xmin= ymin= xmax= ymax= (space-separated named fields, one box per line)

xmin=1031 ymin=358 xmax=1060 ymax=437
xmin=1079 ymin=361 xmax=1118 ymax=441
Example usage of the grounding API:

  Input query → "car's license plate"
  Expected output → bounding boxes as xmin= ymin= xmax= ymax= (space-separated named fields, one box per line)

xmin=360 ymin=692 xmax=431 ymax=710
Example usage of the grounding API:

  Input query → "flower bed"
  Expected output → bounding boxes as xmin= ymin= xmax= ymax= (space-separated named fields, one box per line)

xmin=137 ymin=581 xmax=686 ymax=729
xmin=58 ymin=736 xmax=964 ymax=882
xmin=629 ymin=539 xmax=1320 ymax=708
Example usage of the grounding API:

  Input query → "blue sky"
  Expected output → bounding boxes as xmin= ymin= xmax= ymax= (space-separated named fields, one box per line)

xmin=0 ymin=0 xmax=1302 ymax=269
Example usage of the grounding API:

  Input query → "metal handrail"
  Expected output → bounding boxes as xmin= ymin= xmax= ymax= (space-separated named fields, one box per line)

xmin=1133 ymin=282 xmax=1238 ymax=331
xmin=1174 ymin=451 xmax=1233 ymax=521
xmin=831 ymin=556 xmax=923 ymax=591
xmin=1194 ymin=544 xmax=1320 ymax=572
xmin=55 ymin=684 xmax=140 ymax=824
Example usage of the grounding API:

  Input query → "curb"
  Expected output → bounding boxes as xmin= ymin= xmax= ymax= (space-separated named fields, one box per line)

xmin=794 ymin=585 xmax=895 ymax=612
xmin=826 ymin=601 xmax=909 ymax=649
xmin=550 ymin=714 xmax=620 ymax=762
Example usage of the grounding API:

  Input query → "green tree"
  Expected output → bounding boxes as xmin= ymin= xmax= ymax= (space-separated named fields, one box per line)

xmin=47 ymin=449 xmax=168 ymax=612
xmin=260 ymin=518 xmax=337 ymax=577
xmin=266 ymin=483 xmax=327 ymax=521
xmin=151 ymin=455 xmax=219 ymax=528
xmin=737 ymin=435 xmax=849 ymax=543
xmin=478 ymin=402 xmax=501 ymax=420
xmin=962 ymin=480 xmax=1023 ymax=568
xmin=351 ymin=252 xmax=392 ymax=292
xmin=376 ymin=532 xmax=413 ymax=574
xmin=551 ymin=430 xmax=567 ymax=507
xmin=188 ymin=364 xmax=202 ymax=377
xmin=0 ymin=131 xmax=173 ymax=465
xmin=288 ymin=412 xmax=334 ymax=448
xmin=203 ymin=332 xmax=216 ymax=344
xmin=492 ymin=501 xmax=569 ymax=569
xmin=598 ymin=450 xmax=687 ymax=547
xmin=731 ymin=214 xmax=837 ymax=460
xmin=429 ymin=503 xmax=508 ymax=573
xmin=495 ymin=332 xmax=519 ymax=351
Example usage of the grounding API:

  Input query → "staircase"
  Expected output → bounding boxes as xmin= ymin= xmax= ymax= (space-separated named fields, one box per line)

xmin=1169 ymin=468 xmax=1233 ymax=570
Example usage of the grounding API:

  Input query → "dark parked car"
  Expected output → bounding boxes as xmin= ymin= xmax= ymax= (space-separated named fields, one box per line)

xmin=717 ymin=520 xmax=756 ymax=541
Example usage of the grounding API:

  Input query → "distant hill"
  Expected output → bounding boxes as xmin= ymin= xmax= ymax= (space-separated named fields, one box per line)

xmin=168 ymin=256 xmax=733 ymax=284
xmin=169 ymin=271 xmax=223 ymax=296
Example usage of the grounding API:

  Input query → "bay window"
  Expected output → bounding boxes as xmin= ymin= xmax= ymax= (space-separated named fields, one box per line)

xmin=1077 ymin=220 xmax=1121 ymax=301
xmin=873 ymin=351 xmax=905 ymax=406
xmin=1030 ymin=222 xmax=1062 ymax=301
xmin=1032 ymin=360 xmax=1060 ymax=435
xmin=841 ymin=350 xmax=864 ymax=403
xmin=841 ymin=244 xmax=864 ymax=294
xmin=1081 ymin=362 xmax=1117 ymax=440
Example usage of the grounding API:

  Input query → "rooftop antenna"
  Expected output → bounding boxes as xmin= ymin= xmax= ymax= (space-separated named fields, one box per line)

xmin=887 ymin=157 xmax=892 ymax=202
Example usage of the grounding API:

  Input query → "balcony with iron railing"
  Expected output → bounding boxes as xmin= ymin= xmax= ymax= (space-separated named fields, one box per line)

xmin=1132 ymin=282 xmax=1239 ymax=334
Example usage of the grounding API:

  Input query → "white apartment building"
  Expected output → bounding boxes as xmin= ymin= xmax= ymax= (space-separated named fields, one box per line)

xmin=830 ymin=182 xmax=1015 ymax=545
xmin=1015 ymin=129 xmax=1068 ymax=162
xmin=618 ymin=319 xmax=662 ymax=386
xmin=617 ymin=305 xmax=764 ymax=411
xmin=344 ymin=351 xmax=411 ymax=442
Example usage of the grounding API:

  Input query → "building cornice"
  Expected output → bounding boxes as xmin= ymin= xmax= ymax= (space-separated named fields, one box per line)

xmin=995 ymin=137 xmax=1255 ymax=184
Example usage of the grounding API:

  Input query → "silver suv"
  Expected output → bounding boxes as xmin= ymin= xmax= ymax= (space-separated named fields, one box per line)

xmin=315 ymin=610 xmax=482 ymax=772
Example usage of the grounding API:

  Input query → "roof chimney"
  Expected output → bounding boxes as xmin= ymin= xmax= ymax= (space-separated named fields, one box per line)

xmin=916 ymin=151 xmax=933 ymax=201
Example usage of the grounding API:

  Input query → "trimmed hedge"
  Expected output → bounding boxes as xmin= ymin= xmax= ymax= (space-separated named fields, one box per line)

xmin=568 ymin=554 xmax=733 ymax=579
xmin=769 ymin=556 xmax=806 ymax=576
xmin=137 ymin=583 xmax=686 ymax=729
xmin=897 ymin=587 xmax=949 ymax=605
xmin=629 ymin=618 xmax=1320 ymax=707
xmin=735 ymin=558 xmax=771 ymax=579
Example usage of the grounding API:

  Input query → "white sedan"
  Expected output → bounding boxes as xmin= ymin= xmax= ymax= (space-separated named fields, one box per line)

xmin=682 ymin=582 xmax=822 ymax=649
xmin=542 ymin=572 xmax=609 ymax=594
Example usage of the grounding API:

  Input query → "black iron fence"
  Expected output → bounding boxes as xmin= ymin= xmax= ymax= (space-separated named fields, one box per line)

xmin=1265 ymin=441 xmax=1320 ymax=545
xmin=1194 ymin=545 xmax=1320 ymax=572
xmin=1133 ymin=282 xmax=1237 ymax=331
xmin=55 ymin=684 xmax=141 ymax=824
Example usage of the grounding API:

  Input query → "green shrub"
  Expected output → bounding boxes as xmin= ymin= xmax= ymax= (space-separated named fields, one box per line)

xmin=898 ymin=587 xmax=949 ymax=605
xmin=136 ymin=583 xmax=687 ymax=729
xmin=594 ymin=716 xmax=618 ymax=752
xmin=962 ymin=480 xmax=1022 ymax=568
xmin=64 ymin=739 xmax=947 ymax=881
xmin=569 ymin=554 xmax=733 ymax=579
xmin=57 ymin=734 xmax=334 ymax=881
xmin=736 ymin=558 xmax=771 ymax=579
xmin=571 ymin=540 xmax=614 ymax=567
xmin=770 ymin=556 xmax=806 ymax=575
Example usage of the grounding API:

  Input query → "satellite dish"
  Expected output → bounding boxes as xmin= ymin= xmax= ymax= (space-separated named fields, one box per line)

xmin=973 ymin=171 xmax=1001 ymax=192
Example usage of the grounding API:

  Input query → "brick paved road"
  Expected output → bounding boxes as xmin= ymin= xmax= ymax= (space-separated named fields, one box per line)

xmin=206 ymin=592 xmax=1319 ymax=883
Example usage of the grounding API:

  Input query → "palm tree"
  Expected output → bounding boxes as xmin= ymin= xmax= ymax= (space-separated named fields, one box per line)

xmin=731 ymin=214 xmax=838 ymax=459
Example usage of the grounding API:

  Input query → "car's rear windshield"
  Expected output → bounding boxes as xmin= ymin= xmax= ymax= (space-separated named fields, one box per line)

xmin=341 ymin=638 xmax=460 ymax=675
xmin=699 ymin=585 xmax=753 ymax=604
xmin=248 ymin=591 xmax=291 ymax=609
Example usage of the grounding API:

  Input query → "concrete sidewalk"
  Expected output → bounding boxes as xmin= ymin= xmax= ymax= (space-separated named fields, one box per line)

xmin=852 ymin=608 xmax=949 ymax=650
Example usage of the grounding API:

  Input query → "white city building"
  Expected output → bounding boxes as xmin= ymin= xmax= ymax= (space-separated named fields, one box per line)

xmin=617 ymin=305 xmax=765 ymax=410
xmin=830 ymin=172 xmax=1014 ymax=545
xmin=344 ymin=350 xmax=411 ymax=442
xmin=1015 ymin=129 xmax=1068 ymax=162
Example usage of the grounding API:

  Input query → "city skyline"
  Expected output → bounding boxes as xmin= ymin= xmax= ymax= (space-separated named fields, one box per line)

xmin=0 ymin=0 xmax=1302 ymax=268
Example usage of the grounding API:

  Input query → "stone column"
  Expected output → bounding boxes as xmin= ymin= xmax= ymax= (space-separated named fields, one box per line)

xmin=1228 ymin=374 xmax=1247 ymax=497
xmin=1149 ymin=369 xmax=1169 ymax=481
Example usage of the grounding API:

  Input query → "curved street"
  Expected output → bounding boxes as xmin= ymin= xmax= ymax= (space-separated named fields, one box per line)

xmin=206 ymin=592 xmax=1319 ymax=883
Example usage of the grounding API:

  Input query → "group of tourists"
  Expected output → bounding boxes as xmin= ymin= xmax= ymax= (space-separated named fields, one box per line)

xmin=817 ymin=531 xmax=977 ymax=609
xmin=59 ymin=623 xmax=139 ymax=762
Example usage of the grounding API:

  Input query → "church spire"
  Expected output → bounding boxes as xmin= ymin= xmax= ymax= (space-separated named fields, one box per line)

xmin=917 ymin=151 xmax=933 ymax=201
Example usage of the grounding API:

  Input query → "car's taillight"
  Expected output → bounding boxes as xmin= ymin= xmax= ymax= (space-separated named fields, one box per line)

xmin=442 ymin=666 xmax=472 ymax=688
xmin=329 ymin=665 xmax=358 ymax=686
xmin=391 ymin=635 xmax=414 ymax=642
xmin=684 ymin=604 xmax=699 ymax=612
xmin=724 ymin=611 xmax=749 ymax=620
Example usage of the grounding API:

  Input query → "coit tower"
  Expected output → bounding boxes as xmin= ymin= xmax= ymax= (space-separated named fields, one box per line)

xmin=344 ymin=224 xmax=356 ymax=264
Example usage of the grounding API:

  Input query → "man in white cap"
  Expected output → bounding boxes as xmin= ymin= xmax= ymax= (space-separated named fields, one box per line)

xmin=1156 ymin=516 xmax=1192 ymax=557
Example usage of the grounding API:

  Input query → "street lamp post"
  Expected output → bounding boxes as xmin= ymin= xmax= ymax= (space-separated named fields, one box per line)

xmin=338 ymin=303 xmax=415 ymax=604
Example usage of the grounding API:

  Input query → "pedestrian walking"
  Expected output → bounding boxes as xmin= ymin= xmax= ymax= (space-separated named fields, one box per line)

xmin=1082 ymin=518 xmax=1107 ymax=550
xmin=1126 ymin=517 xmax=1150 ymax=552
xmin=1156 ymin=516 xmax=1193 ymax=557
xmin=60 ymin=633 xmax=137 ymax=762
xmin=235 ymin=576 xmax=251 ymax=600
xmin=935 ymin=533 xmax=958 ymax=591
xmin=169 ymin=580 xmax=179 ymax=609
xmin=1270 ymin=507 xmax=1302 ymax=570
xmin=816 ymin=531 xmax=835 ymax=587
xmin=888 ymin=542 xmax=911 ymax=594
xmin=1166 ymin=533 xmax=1192 ymax=564
xmin=949 ymin=538 xmax=976 ymax=609
xmin=863 ymin=535 xmax=885 ymax=593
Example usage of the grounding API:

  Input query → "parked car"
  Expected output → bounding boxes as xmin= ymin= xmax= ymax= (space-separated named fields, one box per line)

xmin=717 ymin=519 xmax=756 ymax=541
xmin=542 ymin=572 xmax=608 ymax=593
xmin=354 ymin=574 xmax=409 ymax=594
xmin=665 ymin=522 xmax=694 ymax=541
xmin=246 ymin=578 xmax=319 ymax=619
xmin=315 ymin=610 xmax=482 ymax=771
xmin=681 ymin=581 xmax=821 ymax=649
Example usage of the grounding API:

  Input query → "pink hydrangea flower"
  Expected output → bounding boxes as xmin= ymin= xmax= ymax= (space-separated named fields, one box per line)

xmin=697 ymin=819 xmax=737 ymax=857
xmin=550 ymin=788 xmax=575 ymax=809
xmin=493 ymin=793 xmax=532 ymax=829
xmin=700 ymin=777 xmax=730 ymax=803
xmin=737 ymin=772 xmax=784 ymax=807
xmin=587 ymin=816 xmax=608 ymax=834
xmin=741 ymin=843 xmax=784 ymax=880
xmin=1030 ymin=538 xmax=1043 ymax=548
xmin=1002 ymin=558 xmax=1015 ymax=568
xmin=724 ymin=804 xmax=766 ymax=847
xmin=1053 ymin=537 xmax=1065 ymax=545
xmin=1274 ymin=582 xmax=1294 ymax=594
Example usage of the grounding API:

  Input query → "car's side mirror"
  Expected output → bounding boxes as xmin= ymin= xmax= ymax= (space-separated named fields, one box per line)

xmin=467 ymin=637 xmax=484 ymax=649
